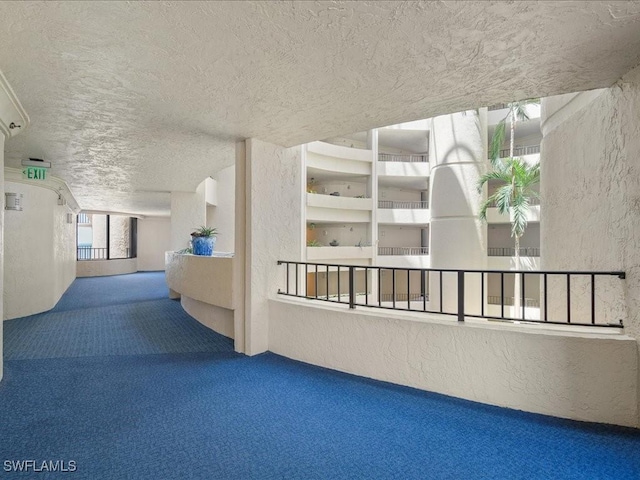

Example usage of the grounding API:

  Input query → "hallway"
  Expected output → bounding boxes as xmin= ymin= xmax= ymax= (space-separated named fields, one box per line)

xmin=1 ymin=273 xmax=639 ymax=479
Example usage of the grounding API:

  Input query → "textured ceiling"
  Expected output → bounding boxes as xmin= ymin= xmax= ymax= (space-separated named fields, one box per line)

xmin=0 ymin=1 xmax=639 ymax=215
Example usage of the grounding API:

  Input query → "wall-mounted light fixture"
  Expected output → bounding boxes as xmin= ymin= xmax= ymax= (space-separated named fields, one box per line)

xmin=21 ymin=157 xmax=51 ymax=168
xmin=57 ymin=194 xmax=67 ymax=206
xmin=5 ymin=192 xmax=23 ymax=211
xmin=66 ymin=213 xmax=74 ymax=224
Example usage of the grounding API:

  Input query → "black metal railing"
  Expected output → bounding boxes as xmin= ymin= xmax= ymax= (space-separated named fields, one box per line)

xmin=487 ymin=296 xmax=539 ymax=308
xmin=277 ymin=261 xmax=625 ymax=328
xmin=488 ymin=247 xmax=540 ymax=257
xmin=488 ymin=103 xmax=510 ymax=111
xmin=378 ymin=246 xmax=429 ymax=256
xmin=495 ymin=145 xmax=540 ymax=158
xmin=77 ymin=247 xmax=108 ymax=260
xmin=378 ymin=153 xmax=428 ymax=163
xmin=378 ymin=200 xmax=429 ymax=209
xmin=380 ymin=293 xmax=426 ymax=302
xmin=77 ymin=247 xmax=132 ymax=261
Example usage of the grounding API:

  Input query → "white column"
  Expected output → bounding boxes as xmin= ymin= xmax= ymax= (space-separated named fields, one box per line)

xmin=239 ymin=138 xmax=303 ymax=355
xmin=233 ymin=141 xmax=247 ymax=353
xmin=429 ymin=110 xmax=487 ymax=315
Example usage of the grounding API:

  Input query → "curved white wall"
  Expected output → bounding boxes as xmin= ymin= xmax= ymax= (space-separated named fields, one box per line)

xmin=1 ymin=70 xmax=30 ymax=380
xmin=76 ymin=258 xmax=138 ymax=277
xmin=165 ymin=252 xmax=235 ymax=341
xmin=4 ymin=181 xmax=77 ymax=319
xmin=269 ymin=298 xmax=638 ymax=427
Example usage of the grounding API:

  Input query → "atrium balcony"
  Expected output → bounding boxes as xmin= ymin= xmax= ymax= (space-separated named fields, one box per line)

xmin=306 ymin=141 xmax=373 ymax=176
xmin=377 ymin=200 xmax=430 ymax=224
xmin=377 ymin=153 xmax=430 ymax=178
xmin=377 ymin=246 xmax=429 ymax=268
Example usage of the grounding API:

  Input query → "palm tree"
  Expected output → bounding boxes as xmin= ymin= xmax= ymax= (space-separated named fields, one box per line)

xmin=479 ymin=100 xmax=541 ymax=317
xmin=489 ymin=99 xmax=539 ymax=166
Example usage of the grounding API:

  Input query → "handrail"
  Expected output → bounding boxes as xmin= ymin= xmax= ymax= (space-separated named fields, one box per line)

xmin=378 ymin=246 xmax=429 ymax=256
xmin=378 ymin=200 xmax=429 ymax=209
xmin=277 ymin=261 xmax=625 ymax=328
xmin=488 ymin=247 xmax=540 ymax=257
xmin=378 ymin=153 xmax=428 ymax=163
xmin=488 ymin=103 xmax=510 ymax=111
xmin=488 ymin=296 xmax=539 ymax=308
xmin=77 ymin=247 xmax=133 ymax=261
xmin=495 ymin=144 xmax=540 ymax=158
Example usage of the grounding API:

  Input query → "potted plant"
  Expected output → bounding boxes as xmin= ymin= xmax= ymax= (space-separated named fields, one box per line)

xmin=190 ymin=226 xmax=218 ymax=256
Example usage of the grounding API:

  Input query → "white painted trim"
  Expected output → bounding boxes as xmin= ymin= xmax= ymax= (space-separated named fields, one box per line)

xmin=0 ymin=69 xmax=29 ymax=138
xmin=4 ymin=167 xmax=80 ymax=214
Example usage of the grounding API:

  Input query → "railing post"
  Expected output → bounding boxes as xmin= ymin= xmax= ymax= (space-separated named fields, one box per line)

xmin=457 ymin=271 xmax=465 ymax=322
xmin=348 ymin=266 xmax=356 ymax=309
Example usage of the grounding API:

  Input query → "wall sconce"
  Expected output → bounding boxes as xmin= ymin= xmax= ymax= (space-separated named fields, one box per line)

xmin=5 ymin=193 xmax=23 ymax=211
xmin=66 ymin=213 xmax=74 ymax=224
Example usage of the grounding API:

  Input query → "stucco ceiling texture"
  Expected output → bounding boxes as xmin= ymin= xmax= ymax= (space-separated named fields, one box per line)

xmin=1 ymin=1 xmax=639 ymax=215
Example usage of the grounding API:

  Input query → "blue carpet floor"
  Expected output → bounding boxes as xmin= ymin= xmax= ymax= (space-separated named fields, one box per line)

xmin=1 ymin=273 xmax=639 ymax=479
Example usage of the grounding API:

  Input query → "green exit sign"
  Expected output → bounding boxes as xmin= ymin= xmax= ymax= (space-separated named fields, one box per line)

xmin=22 ymin=167 xmax=47 ymax=180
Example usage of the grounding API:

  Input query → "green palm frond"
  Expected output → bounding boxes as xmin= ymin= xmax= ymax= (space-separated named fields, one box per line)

xmin=512 ymin=103 xmax=530 ymax=123
xmin=477 ymin=169 xmax=512 ymax=193
xmin=483 ymin=98 xmax=540 ymax=243
xmin=510 ymin=194 xmax=529 ymax=238
xmin=489 ymin=119 xmax=506 ymax=165
xmin=494 ymin=184 xmax=513 ymax=215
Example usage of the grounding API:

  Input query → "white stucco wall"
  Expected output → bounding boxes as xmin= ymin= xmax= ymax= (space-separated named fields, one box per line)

xmin=208 ymin=165 xmax=235 ymax=252
xmin=4 ymin=181 xmax=76 ymax=319
xmin=270 ymin=298 xmax=638 ymax=427
xmin=137 ymin=216 xmax=171 ymax=271
xmin=243 ymin=139 xmax=302 ymax=355
xmin=170 ymin=181 xmax=206 ymax=251
xmin=541 ymin=65 xmax=640 ymax=425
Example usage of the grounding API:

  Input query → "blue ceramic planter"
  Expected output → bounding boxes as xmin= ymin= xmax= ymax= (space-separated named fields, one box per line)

xmin=191 ymin=236 xmax=216 ymax=256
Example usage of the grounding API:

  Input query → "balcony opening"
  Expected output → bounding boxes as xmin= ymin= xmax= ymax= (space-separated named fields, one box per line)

xmin=77 ymin=213 xmax=137 ymax=261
